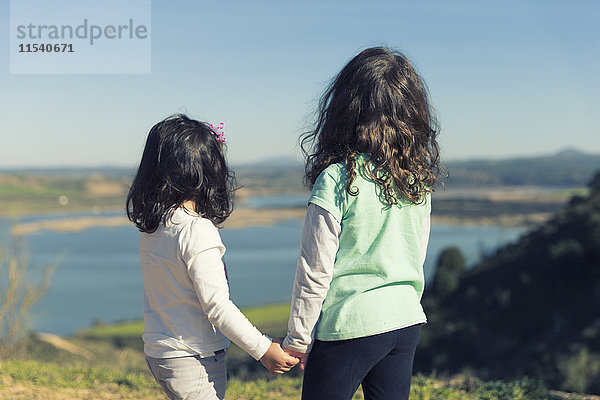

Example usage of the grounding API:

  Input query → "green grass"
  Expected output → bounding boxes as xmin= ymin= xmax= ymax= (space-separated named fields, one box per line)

xmin=0 ymin=359 xmax=559 ymax=400
xmin=0 ymin=359 xmax=151 ymax=390
xmin=0 ymin=302 xmax=572 ymax=399
xmin=0 ymin=174 xmax=126 ymax=217
xmin=242 ymin=302 xmax=291 ymax=329
xmin=79 ymin=320 xmax=144 ymax=337
xmin=79 ymin=302 xmax=291 ymax=338
xmin=0 ymin=359 xmax=163 ymax=399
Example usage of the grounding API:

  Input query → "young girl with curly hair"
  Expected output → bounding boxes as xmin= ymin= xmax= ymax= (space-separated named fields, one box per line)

xmin=282 ymin=47 xmax=444 ymax=400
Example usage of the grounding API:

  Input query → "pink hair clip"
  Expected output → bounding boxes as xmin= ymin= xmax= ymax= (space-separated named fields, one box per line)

xmin=209 ymin=122 xmax=227 ymax=142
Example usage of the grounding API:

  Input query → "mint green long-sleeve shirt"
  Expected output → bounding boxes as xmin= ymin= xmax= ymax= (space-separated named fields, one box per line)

xmin=284 ymin=154 xmax=430 ymax=351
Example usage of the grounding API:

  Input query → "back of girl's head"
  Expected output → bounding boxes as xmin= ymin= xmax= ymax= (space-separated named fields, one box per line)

xmin=301 ymin=46 xmax=444 ymax=205
xmin=126 ymin=114 xmax=235 ymax=233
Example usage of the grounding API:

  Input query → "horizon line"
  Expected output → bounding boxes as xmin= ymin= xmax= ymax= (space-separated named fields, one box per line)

xmin=0 ymin=147 xmax=596 ymax=171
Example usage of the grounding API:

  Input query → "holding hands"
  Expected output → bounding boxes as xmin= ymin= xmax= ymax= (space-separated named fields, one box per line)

xmin=282 ymin=348 xmax=308 ymax=370
xmin=259 ymin=338 xmax=300 ymax=374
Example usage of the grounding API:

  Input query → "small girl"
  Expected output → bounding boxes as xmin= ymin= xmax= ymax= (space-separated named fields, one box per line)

xmin=127 ymin=115 xmax=298 ymax=400
xmin=282 ymin=47 xmax=443 ymax=400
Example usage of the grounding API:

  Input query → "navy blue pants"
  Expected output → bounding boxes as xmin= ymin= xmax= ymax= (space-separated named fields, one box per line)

xmin=301 ymin=324 xmax=421 ymax=400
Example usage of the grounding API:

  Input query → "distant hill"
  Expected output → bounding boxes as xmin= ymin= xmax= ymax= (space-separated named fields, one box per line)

xmin=233 ymin=158 xmax=305 ymax=194
xmin=237 ymin=148 xmax=600 ymax=188
xmin=1 ymin=148 xmax=598 ymax=192
xmin=417 ymin=171 xmax=600 ymax=394
xmin=232 ymin=156 xmax=303 ymax=169
xmin=445 ymin=149 xmax=600 ymax=187
xmin=0 ymin=166 xmax=135 ymax=179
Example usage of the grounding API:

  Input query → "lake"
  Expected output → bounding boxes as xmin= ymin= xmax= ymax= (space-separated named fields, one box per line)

xmin=0 ymin=209 xmax=526 ymax=336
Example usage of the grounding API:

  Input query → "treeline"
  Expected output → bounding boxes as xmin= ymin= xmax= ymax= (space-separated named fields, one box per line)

xmin=445 ymin=149 xmax=600 ymax=187
xmin=417 ymin=170 xmax=600 ymax=394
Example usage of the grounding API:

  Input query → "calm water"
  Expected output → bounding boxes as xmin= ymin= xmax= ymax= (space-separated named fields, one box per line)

xmin=0 ymin=207 xmax=526 ymax=336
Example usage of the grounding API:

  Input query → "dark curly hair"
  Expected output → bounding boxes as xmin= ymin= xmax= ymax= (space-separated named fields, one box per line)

xmin=126 ymin=114 xmax=236 ymax=233
xmin=301 ymin=47 xmax=444 ymax=205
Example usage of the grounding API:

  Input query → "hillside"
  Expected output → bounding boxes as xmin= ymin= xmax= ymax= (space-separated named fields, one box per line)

xmin=445 ymin=149 xmax=600 ymax=187
xmin=0 ymin=303 xmax=589 ymax=400
xmin=417 ymin=172 xmax=600 ymax=394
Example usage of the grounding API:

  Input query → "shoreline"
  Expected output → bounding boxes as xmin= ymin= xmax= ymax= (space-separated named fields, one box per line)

xmin=9 ymin=207 xmax=308 ymax=236
xmin=8 ymin=207 xmax=545 ymax=236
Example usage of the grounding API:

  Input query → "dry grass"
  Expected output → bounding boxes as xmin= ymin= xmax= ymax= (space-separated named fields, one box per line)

xmin=0 ymin=243 xmax=54 ymax=357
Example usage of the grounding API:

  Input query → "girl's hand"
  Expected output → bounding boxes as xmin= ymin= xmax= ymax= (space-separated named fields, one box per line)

xmin=282 ymin=348 xmax=308 ymax=371
xmin=259 ymin=339 xmax=299 ymax=374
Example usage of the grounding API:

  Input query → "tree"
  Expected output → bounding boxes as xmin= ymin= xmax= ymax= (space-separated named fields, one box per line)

xmin=431 ymin=247 xmax=466 ymax=297
xmin=588 ymin=170 xmax=600 ymax=197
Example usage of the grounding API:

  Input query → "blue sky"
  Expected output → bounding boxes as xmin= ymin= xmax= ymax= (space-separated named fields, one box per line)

xmin=1 ymin=0 xmax=599 ymax=167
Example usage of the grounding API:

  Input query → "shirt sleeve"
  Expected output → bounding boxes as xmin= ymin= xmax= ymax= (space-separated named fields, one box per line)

xmin=418 ymin=201 xmax=432 ymax=300
xmin=179 ymin=218 xmax=226 ymax=262
xmin=186 ymin=247 xmax=272 ymax=360
xmin=308 ymin=168 xmax=347 ymax=223
xmin=420 ymin=213 xmax=431 ymax=265
xmin=282 ymin=203 xmax=341 ymax=354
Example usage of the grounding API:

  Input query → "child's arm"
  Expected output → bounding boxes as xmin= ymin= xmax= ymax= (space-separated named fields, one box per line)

xmin=187 ymin=248 xmax=298 ymax=373
xmin=418 ymin=204 xmax=431 ymax=300
xmin=282 ymin=203 xmax=340 ymax=365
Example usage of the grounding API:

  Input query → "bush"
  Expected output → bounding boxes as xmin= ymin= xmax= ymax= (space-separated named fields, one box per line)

xmin=0 ymin=239 xmax=54 ymax=357
xmin=557 ymin=348 xmax=600 ymax=394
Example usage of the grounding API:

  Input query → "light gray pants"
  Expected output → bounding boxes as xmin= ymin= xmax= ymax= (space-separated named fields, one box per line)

xmin=146 ymin=352 xmax=227 ymax=400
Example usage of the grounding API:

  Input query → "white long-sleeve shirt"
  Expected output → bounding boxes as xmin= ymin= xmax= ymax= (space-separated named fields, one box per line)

xmin=283 ymin=203 xmax=341 ymax=353
xmin=140 ymin=207 xmax=271 ymax=360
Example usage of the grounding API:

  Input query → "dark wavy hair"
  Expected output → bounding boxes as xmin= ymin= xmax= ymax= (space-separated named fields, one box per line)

xmin=301 ymin=47 xmax=444 ymax=205
xmin=126 ymin=114 xmax=236 ymax=233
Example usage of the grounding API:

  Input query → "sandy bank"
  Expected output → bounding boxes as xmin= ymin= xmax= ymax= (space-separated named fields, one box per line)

xmin=11 ymin=207 xmax=307 ymax=236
